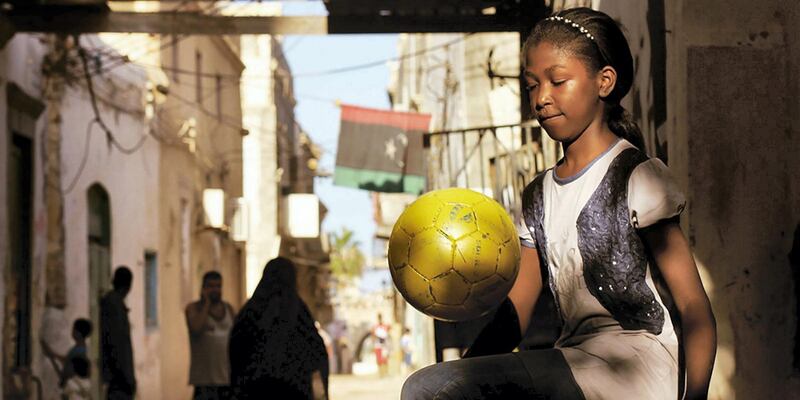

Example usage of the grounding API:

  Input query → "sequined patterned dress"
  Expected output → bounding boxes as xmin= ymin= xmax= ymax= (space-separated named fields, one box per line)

xmin=518 ymin=139 xmax=686 ymax=400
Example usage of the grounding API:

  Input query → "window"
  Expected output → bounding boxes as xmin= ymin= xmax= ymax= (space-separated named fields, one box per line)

xmin=144 ymin=251 xmax=158 ymax=329
xmin=195 ymin=50 xmax=203 ymax=104
xmin=11 ymin=134 xmax=33 ymax=368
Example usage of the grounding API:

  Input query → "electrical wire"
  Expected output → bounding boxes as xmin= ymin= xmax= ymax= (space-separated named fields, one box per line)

xmin=76 ymin=32 xmax=498 ymax=106
xmin=292 ymin=33 xmax=475 ymax=78
xmin=167 ymin=89 xmax=246 ymax=131
xmin=145 ymin=58 xmax=492 ymax=111
xmin=78 ymin=40 xmax=149 ymax=155
xmin=63 ymin=119 xmax=96 ymax=195
xmin=73 ymin=0 xmax=225 ymax=80
xmin=65 ymin=28 xmax=504 ymax=170
xmin=73 ymin=10 xmax=484 ymax=85
xmin=282 ymin=36 xmax=306 ymax=55
xmin=83 ymin=33 xmax=474 ymax=83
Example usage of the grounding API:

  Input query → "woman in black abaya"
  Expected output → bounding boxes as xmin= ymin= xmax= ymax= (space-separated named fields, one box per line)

xmin=229 ymin=257 xmax=328 ymax=399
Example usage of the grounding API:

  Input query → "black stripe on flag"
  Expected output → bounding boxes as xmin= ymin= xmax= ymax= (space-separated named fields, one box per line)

xmin=335 ymin=120 xmax=425 ymax=176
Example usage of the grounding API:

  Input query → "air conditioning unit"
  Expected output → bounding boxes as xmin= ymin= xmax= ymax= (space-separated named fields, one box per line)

xmin=287 ymin=193 xmax=320 ymax=238
xmin=230 ymin=197 xmax=249 ymax=242
xmin=203 ymin=188 xmax=225 ymax=229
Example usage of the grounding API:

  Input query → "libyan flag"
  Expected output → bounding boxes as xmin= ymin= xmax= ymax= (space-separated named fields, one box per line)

xmin=334 ymin=104 xmax=431 ymax=194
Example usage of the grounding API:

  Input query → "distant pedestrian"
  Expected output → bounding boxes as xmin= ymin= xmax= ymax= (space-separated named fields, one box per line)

xmin=372 ymin=314 xmax=390 ymax=377
xmin=337 ymin=336 xmax=353 ymax=375
xmin=100 ymin=266 xmax=136 ymax=400
xmin=315 ymin=321 xmax=333 ymax=393
xmin=229 ymin=257 xmax=328 ymax=400
xmin=42 ymin=318 xmax=92 ymax=387
xmin=186 ymin=271 xmax=235 ymax=400
xmin=400 ymin=327 xmax=414 ymax=375
xmin=61 ymin=356 xmax=91 ymax=400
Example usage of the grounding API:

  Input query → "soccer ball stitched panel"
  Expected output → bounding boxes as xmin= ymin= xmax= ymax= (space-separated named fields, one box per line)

xmin=388 ymin=188 xmax=521 ymax=322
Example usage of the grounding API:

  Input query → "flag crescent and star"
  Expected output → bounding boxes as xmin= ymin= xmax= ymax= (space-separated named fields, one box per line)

xmin=334 ymin=104 xmax=431 ymax=194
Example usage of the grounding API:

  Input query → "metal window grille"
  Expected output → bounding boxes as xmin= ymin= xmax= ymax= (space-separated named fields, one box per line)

xmin=423 ymin=120 xmax=561 ymax=221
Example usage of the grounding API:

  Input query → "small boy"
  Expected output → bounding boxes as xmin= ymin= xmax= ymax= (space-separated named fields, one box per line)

xmin=61 ymin=356 xmax=91 ymax=400
xmin=400 ymin=327 xmax=413 ymax=375
xmin=42 ymin=318 xmax=93 ymax=387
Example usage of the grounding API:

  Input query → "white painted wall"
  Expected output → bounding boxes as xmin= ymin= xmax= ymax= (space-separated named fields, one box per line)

xmin=59 ymin=60 xmax=161 ymax=399
xmin=241 ymin=33 xmax=281 ymax=298
xmin=1 ymin=34 xmax=160 ymax=399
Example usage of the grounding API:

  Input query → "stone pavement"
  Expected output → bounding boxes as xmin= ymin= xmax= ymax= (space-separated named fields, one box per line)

xmin=329 ymin=373 xmax=407 ymax=400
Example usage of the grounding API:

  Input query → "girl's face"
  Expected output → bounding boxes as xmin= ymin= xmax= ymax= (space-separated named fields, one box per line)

xmin=524 ymin=41 xmax=605 ymax=142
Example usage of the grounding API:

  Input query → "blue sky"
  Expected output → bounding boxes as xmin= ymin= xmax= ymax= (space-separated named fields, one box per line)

xmin=282 ymin=2 xmax=398 ymax=257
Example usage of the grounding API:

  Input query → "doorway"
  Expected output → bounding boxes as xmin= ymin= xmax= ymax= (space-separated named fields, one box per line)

xmin=5 ymin=133 xmax=33 ymax=398
xmin=87 ymin=184 xmax=111 ymax=399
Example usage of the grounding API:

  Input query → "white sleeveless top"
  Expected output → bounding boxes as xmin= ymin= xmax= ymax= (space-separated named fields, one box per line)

xmin=189 ymin=303 xmax=234 ymax=386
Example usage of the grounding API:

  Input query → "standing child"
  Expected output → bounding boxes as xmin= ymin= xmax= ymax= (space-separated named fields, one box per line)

xmin=42 ymin=318 xmax=93 ymax=389
xmin=61 ymin=356 xmax=91 ymax=400
xmin=402 ymin=7 xmax=716 ymax=400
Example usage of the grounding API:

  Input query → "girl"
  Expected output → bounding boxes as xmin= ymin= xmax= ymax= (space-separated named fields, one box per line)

xmin=402 ymin=7 xmax=716 ymax=400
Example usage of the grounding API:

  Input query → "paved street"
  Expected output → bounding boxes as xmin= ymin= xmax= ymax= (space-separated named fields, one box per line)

xmin=329 ymin=374 xmax=407 ymax=400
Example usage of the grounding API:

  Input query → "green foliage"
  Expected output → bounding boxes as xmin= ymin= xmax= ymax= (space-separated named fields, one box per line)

xmin=329 ymin=228 xmax=366 ymax=280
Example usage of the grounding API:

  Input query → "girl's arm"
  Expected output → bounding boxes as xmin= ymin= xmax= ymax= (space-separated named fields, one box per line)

xmin=509 ymin=245 xmax=544 ymax=336
xmin=642 ymin=220 xmax=717 ymax=400
xmin=463 ymin=245 xmax=542 ymax=358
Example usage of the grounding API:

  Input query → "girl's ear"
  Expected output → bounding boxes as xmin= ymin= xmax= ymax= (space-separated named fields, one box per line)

xmin=598 ymin=66 xmax=617 ymax=98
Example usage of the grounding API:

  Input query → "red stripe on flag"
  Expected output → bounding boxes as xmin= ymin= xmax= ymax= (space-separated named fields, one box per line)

xmin=341 ymin=104 xmax=432 ymax=132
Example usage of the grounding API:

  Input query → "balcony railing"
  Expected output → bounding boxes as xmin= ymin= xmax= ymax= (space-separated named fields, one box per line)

xmin=423 ymin=120 xmax=562 ymax=221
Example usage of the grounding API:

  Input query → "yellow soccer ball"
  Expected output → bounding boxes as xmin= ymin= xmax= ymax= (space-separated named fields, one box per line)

xmin=388 ymin=188 xmax=521 ymax=322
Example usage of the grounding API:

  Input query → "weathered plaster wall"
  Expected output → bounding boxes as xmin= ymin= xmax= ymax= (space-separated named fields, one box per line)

xmin=663 ymin=1 xmax=800 ymax=398
xmin=59 ymin=54 xmax=161 ymax=399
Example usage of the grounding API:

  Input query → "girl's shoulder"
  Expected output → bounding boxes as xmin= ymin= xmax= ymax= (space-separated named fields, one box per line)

xmin=520 ymin=167 xmax=558 ymax=228
xmin=521 ymin=167 xmax=553 ymax=210
xmin=627 ymin=156 xmax=686 ymax=228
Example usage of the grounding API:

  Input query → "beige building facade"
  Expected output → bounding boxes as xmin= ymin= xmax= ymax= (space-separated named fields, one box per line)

xmin=0 ymin=33 xmax=163 ymax=399
xmin=0 ymin=29 xmax=247 ymax=399
xmin=154 ymin=33 xmax=247 ymax=399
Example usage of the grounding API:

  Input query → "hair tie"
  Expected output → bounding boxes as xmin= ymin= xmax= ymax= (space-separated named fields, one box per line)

xmin=545 ymin=15 xmax=595 ymax=41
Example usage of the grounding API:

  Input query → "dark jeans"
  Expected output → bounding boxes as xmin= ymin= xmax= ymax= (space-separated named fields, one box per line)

xmin=401 ymin=349 xmax=585 ymax=400
xmin=194 ymin=385 xmax=231 ymax=400
xmin=106 ymin=385 xmax=134 ymax=400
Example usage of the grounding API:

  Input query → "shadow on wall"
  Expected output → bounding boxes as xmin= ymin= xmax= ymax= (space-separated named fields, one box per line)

xmin=687 ymin=45 xmax=797 ymax=399
xmin=789 ymin=224 xmax=800 ymax=371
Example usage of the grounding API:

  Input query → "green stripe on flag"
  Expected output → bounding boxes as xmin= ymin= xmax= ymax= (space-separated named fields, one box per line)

xmin=334 ymin=166 xmax=425 ymax=194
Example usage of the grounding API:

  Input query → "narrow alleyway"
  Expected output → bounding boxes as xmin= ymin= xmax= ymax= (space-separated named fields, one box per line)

xmin=329 ymin=374 xmax=406 ymax=400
